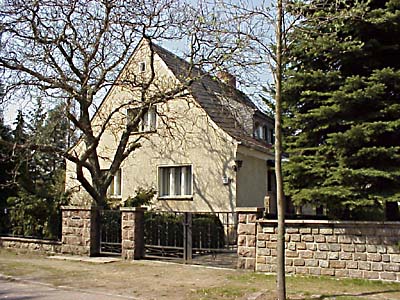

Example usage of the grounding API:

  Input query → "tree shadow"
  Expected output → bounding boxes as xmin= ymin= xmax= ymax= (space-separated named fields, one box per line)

xmin=293 ymin=289 xmax=400 ymax=300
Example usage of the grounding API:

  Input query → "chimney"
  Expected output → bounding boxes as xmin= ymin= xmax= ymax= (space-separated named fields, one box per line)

xmin=217 ymin=71 xmax=236 ymax=88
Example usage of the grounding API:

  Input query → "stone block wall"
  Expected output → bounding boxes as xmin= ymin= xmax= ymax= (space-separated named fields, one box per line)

xmin=237 ymin=208 xmax=264 ymax=270
xmin=237 ymin=214 xmax=400 ymax=282
xmin=0 ymin=237 xmax=61 ymax=254
xmin=61 ymin=206 xmax=99 ymax=256
xmin=121 ymin=207 xmax=146 ymax=260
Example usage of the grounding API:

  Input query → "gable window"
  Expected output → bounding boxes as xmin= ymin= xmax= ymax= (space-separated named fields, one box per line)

xmin=139 ymin=61 xmax=146 ymax=72
xmin=107 ymin=169 xmax=122 ymax=198
xmin=158 ymin=165 xmax=192 ymax=198
xmin=127 ymin=106 xmax=157 ymax=133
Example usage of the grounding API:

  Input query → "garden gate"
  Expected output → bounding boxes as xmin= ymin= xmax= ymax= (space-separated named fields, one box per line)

xmin=99 ymin=209 xmax=122 ymax=254
xmin=144 ymin=211 xmax=238 ymax=268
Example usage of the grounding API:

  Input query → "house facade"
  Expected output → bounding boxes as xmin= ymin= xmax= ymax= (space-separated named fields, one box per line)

xmin=65 ymin=39 xmax=276 ymax=214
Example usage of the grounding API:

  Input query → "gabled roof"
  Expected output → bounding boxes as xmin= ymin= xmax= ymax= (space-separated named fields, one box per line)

xmin=152 ymin=42 xmax=273 ymax=154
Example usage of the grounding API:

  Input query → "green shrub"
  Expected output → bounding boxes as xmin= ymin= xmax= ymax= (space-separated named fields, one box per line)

xmin=124 ymin=187 xmax=156 ymax=207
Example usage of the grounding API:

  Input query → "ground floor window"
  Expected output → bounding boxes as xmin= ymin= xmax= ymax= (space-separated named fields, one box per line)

xmin=158 ymin=165 xmax=192 ymax=198
xmin=107 ymin=169 xmax=122 ymax=198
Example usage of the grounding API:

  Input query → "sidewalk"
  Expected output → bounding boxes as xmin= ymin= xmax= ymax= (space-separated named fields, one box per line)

xmin=0 ymin=277 xmax=139 ymax=300
xmin=1 ymin=249 xmax=400 ymax=300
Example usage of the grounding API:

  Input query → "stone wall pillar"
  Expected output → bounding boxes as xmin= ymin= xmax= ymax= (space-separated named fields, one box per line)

xmin=121 ymin=207 xmax=146 ymax=260
xmin=236 ymin=207 xmax=264 ymax=270
xmin=61 ymin=206 xmax=100 ymax=256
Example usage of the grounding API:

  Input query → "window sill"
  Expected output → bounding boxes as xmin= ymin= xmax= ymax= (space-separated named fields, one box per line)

xmin=158 ymin=195 xmax=193 ymax=201
xmin=108 ymin=195 xmax=122 ymax=199
xmin=130 ymin=129 xmax=157 ymax=135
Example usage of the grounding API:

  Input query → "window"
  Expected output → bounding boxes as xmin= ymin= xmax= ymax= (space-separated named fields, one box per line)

xmin=127 ymin=106 xmax=157 ymax=133
xmin=263 ymin=126 xmax=269 ymax=142
xmin=107 ymin=169 xmax=122 ymax=198
xmin=262 ymin=125 xmax=275 ymax=144
xmin=269 ymin=128 xmax=275 ymax=144
xmin=254 ymin=123 xmax=263 ymax=139
xmin=139 ymin=61 xmax=146 ymax=72
xmin=158 ymin=165 xmax=192 ymax=198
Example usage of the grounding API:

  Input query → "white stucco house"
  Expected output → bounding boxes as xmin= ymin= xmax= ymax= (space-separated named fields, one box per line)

xmin=65 ymin=39 xmax=277 ymax=214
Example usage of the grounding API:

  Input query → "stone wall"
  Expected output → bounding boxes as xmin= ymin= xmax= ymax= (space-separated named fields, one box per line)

xmin=237 ymin=208 xmax=264 ymax=270
xmin=121 ymin=207 xmax=146 ymax=260
xmin=0 ymin=236 xmax=61 ymax=254
xmin=61 ymin=206 xmax=100 ymax=256
xmin=237 ymin=210 xmax=400 ymax=282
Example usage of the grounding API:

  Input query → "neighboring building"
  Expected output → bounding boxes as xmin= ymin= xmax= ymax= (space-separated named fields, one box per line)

xmin=65 ymin=39 xmax=276 ymax=214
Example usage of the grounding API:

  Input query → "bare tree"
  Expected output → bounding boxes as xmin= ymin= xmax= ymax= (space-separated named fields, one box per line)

xmin=274 ymin=1 xmax=286 ymax=298
xmin=197 ymin=1 xmax=301 ymax=298
xmin=0 ymin=0 xmax=240 ymax=208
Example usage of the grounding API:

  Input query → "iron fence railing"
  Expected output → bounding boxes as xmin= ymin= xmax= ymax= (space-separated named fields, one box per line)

xmin=99 ymin=209 xmax=122 ymax=254
xmin=144 ymin=211 xmax=238 ymax=260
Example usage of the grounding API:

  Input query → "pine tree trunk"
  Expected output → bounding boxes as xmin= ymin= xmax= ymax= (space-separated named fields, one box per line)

xmin=275 ymin=0 xmax=286 ymax=299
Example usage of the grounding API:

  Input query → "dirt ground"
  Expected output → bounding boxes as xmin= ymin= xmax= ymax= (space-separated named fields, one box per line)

xmin=1 ymin=249 xmax=400 ymax=300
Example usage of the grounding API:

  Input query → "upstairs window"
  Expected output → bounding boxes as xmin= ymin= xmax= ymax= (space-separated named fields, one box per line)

xmin=269 ymin=128 xmax=275 ymax=144
xmin=139 ymin=61 xmax=146 ymax=72
xmin=158 ymin=165 xmax=192 ymax=198
xmin=260 ymin=125 xmax=275 ymax=144
xmin=107 ymin=169 xmax=122 ymax=198
xmin=254 ymin=123 xmax=264 ymax=140
xmin=263 ymin=126 xmax=269 ymax=143
xmin=127 ymin=106 xmax=157 ymax=133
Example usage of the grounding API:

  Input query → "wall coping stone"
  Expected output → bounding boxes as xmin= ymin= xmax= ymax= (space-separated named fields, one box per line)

xmin=0 ymin=236 xmax=61 ymax=245
xmin=258 ymin=219 xmax=400 ymax=226
xmin=61 ymin=206 xmax=101 ymax=211
xmin=236 ymin=207 xmax=264 ymax=213
xmin=120 ymin=207 xmax=147 ymax=212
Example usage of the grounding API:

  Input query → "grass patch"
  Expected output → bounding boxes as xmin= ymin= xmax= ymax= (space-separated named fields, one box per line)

xmin=225 ymin=272 xmax=400 ymax=300
xmin=192 ymin=286 xmax=257 ymax=300
xmin=227 ymin=272 xmax=275 ymax=283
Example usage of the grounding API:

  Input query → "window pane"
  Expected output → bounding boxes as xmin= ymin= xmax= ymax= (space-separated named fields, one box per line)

xmin=127 ymin=108 xmax=140 ymax=132
xmin=149 ymin=107 xmax=156 ymax=130
xmin=115 ymin=169 xmax=121 ymax=196
xmin=161 ymin=167 xmax=170 ymax=196
xmin=174 ymin=167 xmax=181 ymax=195
xmin=142 ymin=110 xmax=149 ymax=131
xmin=185 ymin=166 xmax=192 ymax=195
xmin=109 ymin=177 xmax=115 ymax=195
xmin=270 ymin=129 xmax=275 ymax=144
xmin=263 ymin=126 xmax=268 ymax=142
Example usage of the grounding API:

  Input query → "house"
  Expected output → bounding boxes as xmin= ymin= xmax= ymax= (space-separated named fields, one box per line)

xmin=65 ymin=39 xmax=277 ymax=214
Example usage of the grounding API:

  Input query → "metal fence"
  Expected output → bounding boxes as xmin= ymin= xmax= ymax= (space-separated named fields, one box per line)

xmin=144 ymin=211 xmax=238 ymax=265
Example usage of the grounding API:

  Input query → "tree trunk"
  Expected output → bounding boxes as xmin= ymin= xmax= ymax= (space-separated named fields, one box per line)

xmin=275 ymin=0 xmax=286 ymax=299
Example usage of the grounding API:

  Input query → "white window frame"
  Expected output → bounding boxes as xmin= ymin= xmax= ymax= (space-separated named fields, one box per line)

xmin=157 ymin=165 xmax=193 ymax=200
xmin=127 ymin=106 xmax=157 ymax=133
xmin=106 ymin=169 xmax=122 ymax=198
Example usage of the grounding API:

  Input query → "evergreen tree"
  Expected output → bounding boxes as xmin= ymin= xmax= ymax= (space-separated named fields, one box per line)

xmin=283 ymin=0 xmax=400 ymax=220
xmin=0 ymin=119 xmax=16 ymax=234
xmin=6 ymin=103 xmax=69 ymax=239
